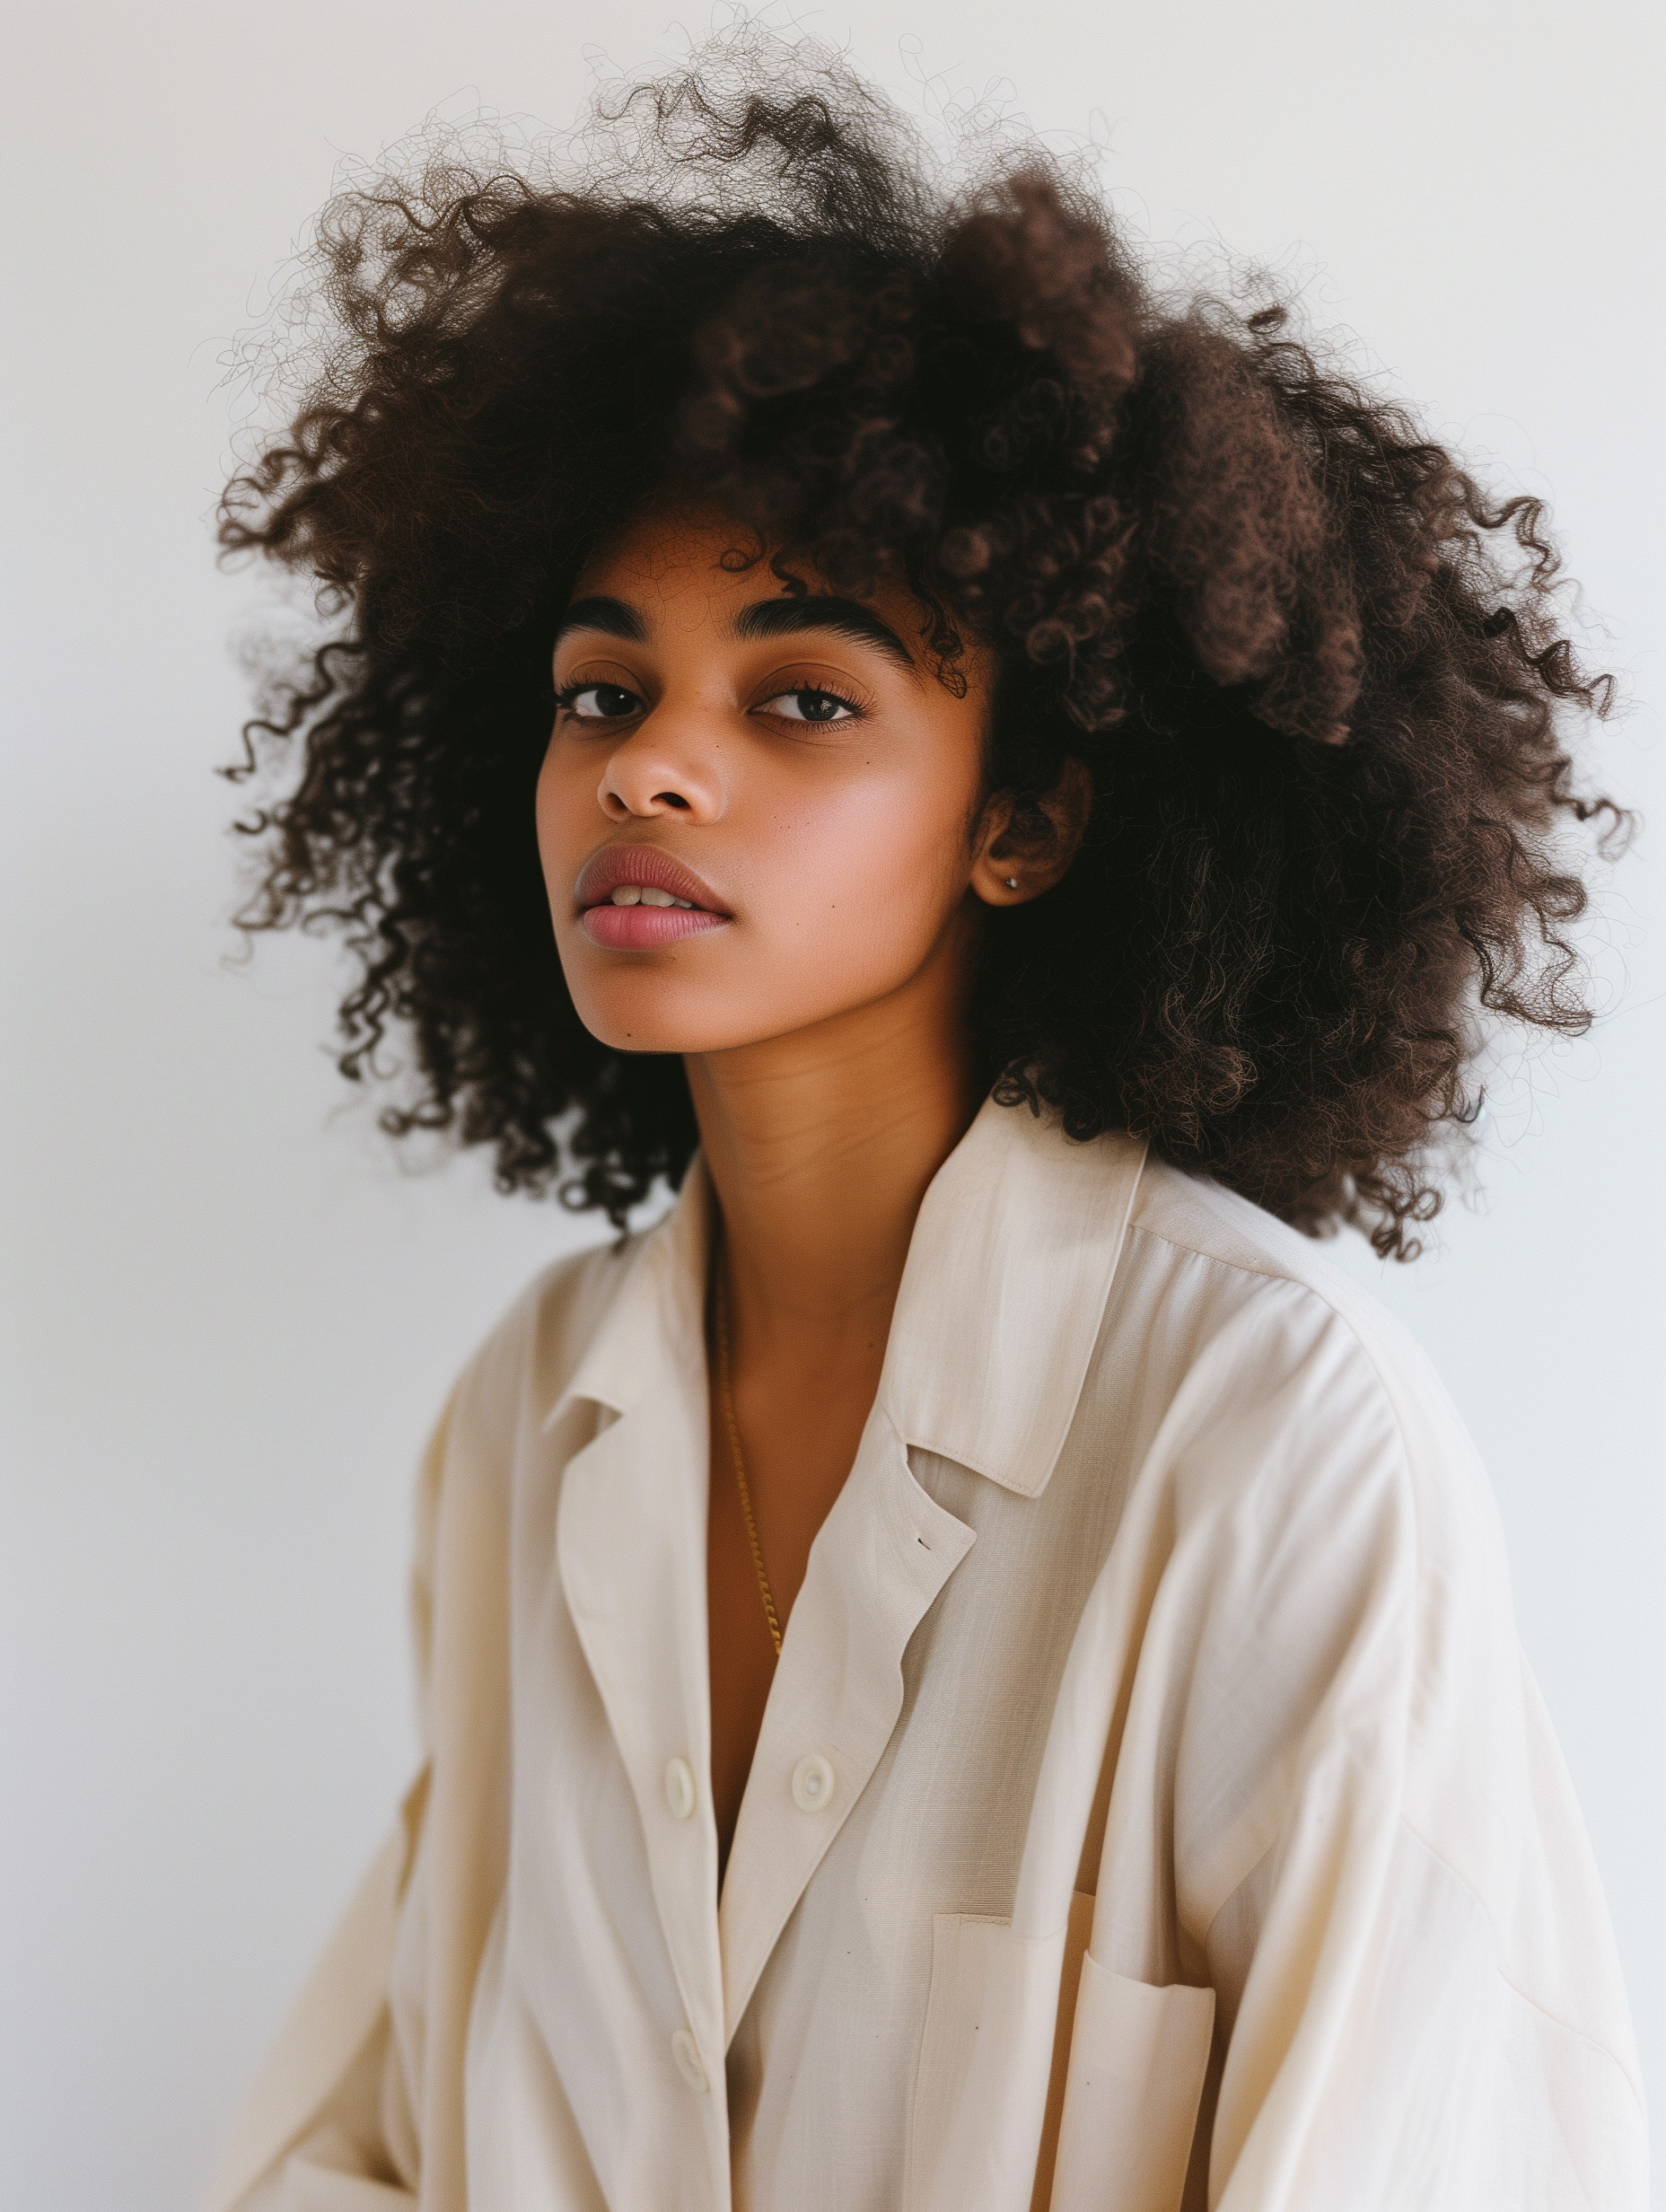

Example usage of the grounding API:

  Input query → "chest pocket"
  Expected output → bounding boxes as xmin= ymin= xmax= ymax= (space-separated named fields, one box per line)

xmin=906 ymin=1894 xmax=1214 ymax=2212
xmin=1046 ymin=1938 xmax=1215 ymax=2212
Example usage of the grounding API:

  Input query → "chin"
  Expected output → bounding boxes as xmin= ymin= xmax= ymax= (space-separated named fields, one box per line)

xmin=566 ymin=979 xmax=758 ymax=1058
xmin=573 ymin=974 xmax=878 ymax=1059
xmin=559 ymin=926 xmax=911 ymax=1058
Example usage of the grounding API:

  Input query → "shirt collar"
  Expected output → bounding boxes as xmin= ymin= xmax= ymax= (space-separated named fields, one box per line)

xmin=543 ymin=1152 xmax=716 ymax=1427
xmin=546 ymin=1096 xmax=1145 ymax=1502
xmin=875 ymin=1095 xmax=1146 ymax=1498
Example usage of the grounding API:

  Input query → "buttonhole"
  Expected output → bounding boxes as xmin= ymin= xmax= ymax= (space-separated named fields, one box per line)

xmin=917 ymin=1536 xmax=930 ymax=1549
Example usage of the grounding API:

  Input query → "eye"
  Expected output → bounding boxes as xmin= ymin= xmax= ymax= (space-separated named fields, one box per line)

xmin=558 ymin=681 xmax=643 ymax=721
xmin=758 ymin=687 xmax=860 ymax=724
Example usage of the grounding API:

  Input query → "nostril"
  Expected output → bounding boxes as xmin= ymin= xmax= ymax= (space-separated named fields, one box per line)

xmin=656 ymin=792 xmax=691 ymax=810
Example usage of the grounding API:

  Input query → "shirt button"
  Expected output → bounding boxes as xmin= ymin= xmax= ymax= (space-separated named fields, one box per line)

xmin=662 ymin=1756 xmax=696 ymax=1821
xmin=791 ymin=1752 xmax=835 ymax=1813
xmin=671 ymin=2026 xmax=708 ymax=2094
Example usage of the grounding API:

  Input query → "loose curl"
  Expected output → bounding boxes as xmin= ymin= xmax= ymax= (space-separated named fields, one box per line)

xmin=220 ymin=31 xmax=1623 ymax=1255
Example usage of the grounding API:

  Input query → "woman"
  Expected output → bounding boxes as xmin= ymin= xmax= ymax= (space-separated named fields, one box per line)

xmin=209 ymin=37 xmax=1644 ymax=2212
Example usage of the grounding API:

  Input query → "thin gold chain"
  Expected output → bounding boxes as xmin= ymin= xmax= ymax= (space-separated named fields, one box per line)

xmin=713 ymin=1261 xmax=784 ymax=1658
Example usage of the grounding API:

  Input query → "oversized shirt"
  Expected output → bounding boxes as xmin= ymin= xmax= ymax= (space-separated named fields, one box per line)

xmin=209 ymin=1097 xmax=1646 ymax=2212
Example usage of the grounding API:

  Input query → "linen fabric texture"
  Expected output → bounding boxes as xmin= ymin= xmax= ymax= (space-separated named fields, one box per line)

xmin=209 ymin=1097 xmax=1647 ymax=2212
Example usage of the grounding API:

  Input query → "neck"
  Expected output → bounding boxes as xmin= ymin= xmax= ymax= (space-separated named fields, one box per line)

xmin=684 ymin=924 xmax=980 ymax=1365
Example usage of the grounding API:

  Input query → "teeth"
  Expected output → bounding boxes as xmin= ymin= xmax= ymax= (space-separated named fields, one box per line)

xmin=608 ymin=884 xmax=697 ymax=909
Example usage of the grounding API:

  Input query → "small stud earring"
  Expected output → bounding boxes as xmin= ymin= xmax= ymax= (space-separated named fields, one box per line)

xmin=1004 ymin=876 xmax=1019 ymax=890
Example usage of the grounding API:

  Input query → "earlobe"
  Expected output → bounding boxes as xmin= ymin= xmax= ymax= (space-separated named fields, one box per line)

xmin=972 ymin=757 xmax=1093 ymax=908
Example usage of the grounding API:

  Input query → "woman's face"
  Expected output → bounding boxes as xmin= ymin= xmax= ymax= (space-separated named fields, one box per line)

xmin=537 ymin=506 xmax=1013 ymax=1058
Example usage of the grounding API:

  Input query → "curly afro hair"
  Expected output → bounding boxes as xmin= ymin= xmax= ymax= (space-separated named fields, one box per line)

xmin=220 ymin=31 xmax=1621 ymax=1256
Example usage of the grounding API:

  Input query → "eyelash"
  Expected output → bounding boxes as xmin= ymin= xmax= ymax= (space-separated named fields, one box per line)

xmin=763 ymin=680 xmax=864 ymax=723
xmin=552 ymin=679 xmax=867 ymax=723
xmin=554 ymin=681 xmax=639 ymax=719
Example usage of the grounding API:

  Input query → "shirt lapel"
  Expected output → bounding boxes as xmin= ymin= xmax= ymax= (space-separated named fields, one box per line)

xmin=548 ymin=1164 xmax=727 ymax=2079
xmin=718 ymin=1403 xmax=977 ymax=2043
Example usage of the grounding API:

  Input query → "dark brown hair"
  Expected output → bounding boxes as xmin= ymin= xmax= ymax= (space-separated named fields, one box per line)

xmin=221 ymin=32 xmax=1622 ymax=1254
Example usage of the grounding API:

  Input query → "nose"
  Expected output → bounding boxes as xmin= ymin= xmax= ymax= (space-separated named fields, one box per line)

xmin=598 ymin=710 xmax=725 ymax=824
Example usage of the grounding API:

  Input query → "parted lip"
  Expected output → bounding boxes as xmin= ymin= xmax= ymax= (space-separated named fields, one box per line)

xmin=574 ymin=843 xmax=731 ymax=915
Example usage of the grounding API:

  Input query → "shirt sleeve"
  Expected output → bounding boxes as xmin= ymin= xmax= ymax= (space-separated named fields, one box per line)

xmin=205 ymin=1782 xmax=425 ymax=2212
xmin=1090 ymin=1284 xmax=1647 ymax=2211
xmin=205 ymin=1391 xmax=453 ymax=2212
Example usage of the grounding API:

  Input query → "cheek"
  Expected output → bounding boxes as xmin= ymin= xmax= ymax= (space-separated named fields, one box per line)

xmin=535 ymin=741 xmax=585 ymax=891
xmin=741 ymin=755 xmax=977 ymax=988
xmin=769 ymin=775 xmax=960 ymax=908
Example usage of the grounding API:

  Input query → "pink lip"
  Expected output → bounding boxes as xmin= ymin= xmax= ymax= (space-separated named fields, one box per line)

xmin=574 ymin=843 xmax=732 ymax=951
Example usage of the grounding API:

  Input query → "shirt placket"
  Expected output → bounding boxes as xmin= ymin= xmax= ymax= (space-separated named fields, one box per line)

xmin=717 ymin=1407 xmax=977 ymax=2043
xmin=555 ymin=1321 xmax=730 ymax=2195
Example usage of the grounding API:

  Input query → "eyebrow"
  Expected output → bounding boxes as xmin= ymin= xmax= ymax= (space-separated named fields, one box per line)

xmin=731 ymin=595 xmax=916 ymax=670
xmin=553 ymin=595 xmax=648 ymax=646
xmin=553 ymin=588 xmax=918 ymax=672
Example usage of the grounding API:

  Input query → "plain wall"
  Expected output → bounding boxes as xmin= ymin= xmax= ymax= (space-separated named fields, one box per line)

xmin=2 ymin=4 xmax=1662 ymax=2206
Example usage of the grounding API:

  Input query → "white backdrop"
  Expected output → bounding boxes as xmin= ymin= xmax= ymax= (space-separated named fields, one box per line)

xmin=3 ymin=4 xmax=1662 ymax=2206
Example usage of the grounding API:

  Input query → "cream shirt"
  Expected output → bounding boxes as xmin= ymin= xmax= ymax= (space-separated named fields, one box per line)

xmin=210 ymin=1098 xmax=1646 ymax=2212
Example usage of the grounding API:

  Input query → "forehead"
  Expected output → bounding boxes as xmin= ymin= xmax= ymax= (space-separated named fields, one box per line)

xmin=579 ymin=502 xmax=748 ymax=588
xmin=568 ymin=503 xmax=970 ymax=680
xmin=569 ymin=510 xmax=770 ymax=641
xmin=574 ymin=504 xmax=756 ymax=597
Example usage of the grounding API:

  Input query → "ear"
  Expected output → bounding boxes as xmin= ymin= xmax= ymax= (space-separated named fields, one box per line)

xmin=969 ymin=757 xmax=1093 ymax=908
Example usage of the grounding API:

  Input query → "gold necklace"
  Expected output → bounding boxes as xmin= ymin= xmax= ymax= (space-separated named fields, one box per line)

xmin=713 ymin=1263 xmax=784 ymax=1658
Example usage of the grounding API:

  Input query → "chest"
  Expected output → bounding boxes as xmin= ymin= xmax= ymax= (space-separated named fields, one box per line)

xmin=488 ymin=1404 xmax=1142 ymax=2210
xmin=704 ymin=1316 xmax=893 ymax=1869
